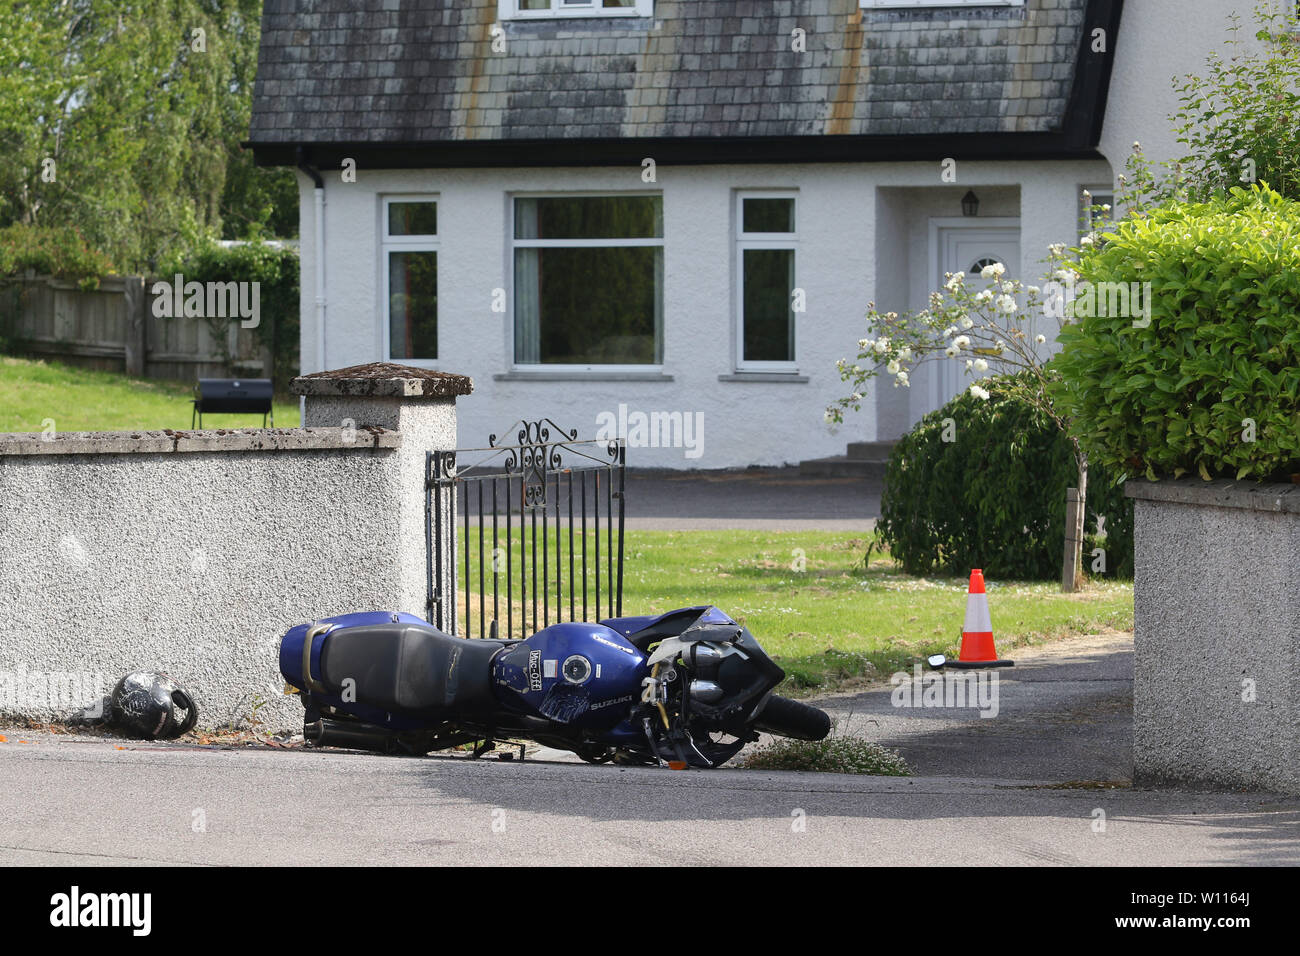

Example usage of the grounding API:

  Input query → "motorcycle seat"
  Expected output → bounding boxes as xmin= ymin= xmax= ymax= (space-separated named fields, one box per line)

xmin=318 ymin=622 xmax=513 ymax=717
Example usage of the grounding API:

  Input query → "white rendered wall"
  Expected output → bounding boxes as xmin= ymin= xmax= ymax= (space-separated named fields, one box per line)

xmin=1100 ymin=0 xmax=1269 ymax=183
xmin=298 ymin=157 xmax=1110 ymax=467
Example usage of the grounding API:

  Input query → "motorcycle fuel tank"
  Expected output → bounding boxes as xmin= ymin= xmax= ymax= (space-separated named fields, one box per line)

xmin=493 ymin=622 xmax=647 ymax=729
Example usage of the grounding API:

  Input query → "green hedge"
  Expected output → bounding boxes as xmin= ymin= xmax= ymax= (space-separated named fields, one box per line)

xmin=162 ymin=242 xmax=300 ymax=389
xmin=0 ymin=224 xmax=116 ymax=290
xmin=1053 ymin=185 xmax=1300 ymax=482
xmin=879 ymin=375 xmax=1133 ymax=580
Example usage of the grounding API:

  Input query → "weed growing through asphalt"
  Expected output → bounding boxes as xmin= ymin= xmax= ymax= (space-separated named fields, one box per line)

xmin=741 ymin=725 xmax=911 ymax=776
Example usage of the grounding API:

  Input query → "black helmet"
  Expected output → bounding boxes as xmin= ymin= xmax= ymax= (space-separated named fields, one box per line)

xmin=109 ymin=672 xmax=198 ymax=740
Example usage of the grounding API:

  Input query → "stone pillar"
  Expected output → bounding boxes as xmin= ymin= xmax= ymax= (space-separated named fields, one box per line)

xmin=292 ymin=362 xmax=473 ymax=626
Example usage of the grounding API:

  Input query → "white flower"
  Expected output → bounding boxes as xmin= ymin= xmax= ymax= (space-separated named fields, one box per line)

xmin=1047 ymin=243 xmax=1067 ymax=257
xmin=1035 ymin=334 xmax=1047 ymax=344
xmin=897 ymin=346 xmax=912 ymax=361
xmin=973 ymin=358 xmax=989 ymax=372
xmin=952 ymin=335 xmax=971 ymax=350
xmin=980 ymin=262 xmax=1006 ymax=280
xmin=858 ymin=338 xmax=869 ymax=349
xmin=1027 ymin=285 xmax=1041 ymax=295
xmin=969 ymin=384 xmax=991 ymax=401
xmin=944 ymin=272 xmax=966 ymax=291
xmin=995 ymin=294 xmax=1017 ymax=314
xmin=960 ymin=316 xmax=974 ymax=329
xmin=974 ymin=289 xmax=994 ymax=304
xmin=850 ymin=392 xmax=862 ymax=402
xmin=945 ymin=344 xmax=959 ymax=358
xmin=965 ymin=359 xmax=973 ymax=369
xmin=944 ymin=325 xmax=958 ymax=337
xmin=824 ymin=410 xmax=836 ymax=423
xmin=1053 ymin=268 xmax=1076 ymax=283
xmin=1080 ymin=235 xmax=1095 ymax=246
xmin=872 ymin=337 xmax=890 ymax=355
xmin=995 ymin=339 xmax=1006 ymax=351
xmin=886 ymin=359 xmax=901 ymax=375
xmin=896 ymin=371 xmax=909 ymax=387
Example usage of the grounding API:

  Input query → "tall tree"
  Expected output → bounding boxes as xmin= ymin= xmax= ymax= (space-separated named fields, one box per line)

xmin=0 ymin=0 xmax=294 ymax=272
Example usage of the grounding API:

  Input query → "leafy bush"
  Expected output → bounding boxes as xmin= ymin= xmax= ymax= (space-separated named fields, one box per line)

xmin=1052 ymin=186 xmax=1300 ymax=482
xmin=159 ymin=241 xmax=300 ymax=388
xmin=880 ymin=374 xmax=1133 ymax=580
xmin=0 ymin=224 xmax=116 ymax=290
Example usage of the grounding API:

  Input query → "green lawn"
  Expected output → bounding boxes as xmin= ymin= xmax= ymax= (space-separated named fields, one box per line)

xmin=3 ymin=355 xmax=1133 ymax=695
xmin=462 ymin=528 xmax=1134 ymax=693
xmin=0 ymin=355 xmax=300 ymax=432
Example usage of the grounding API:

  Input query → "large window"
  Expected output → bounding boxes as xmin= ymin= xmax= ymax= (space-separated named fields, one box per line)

xmin=736 ymin=193 xmax=798 ymax=371
xmin=513 ymin=195 xmax=663 ymax=367
xmin=500 ymin=0 xmax=653 ymax=19
xmin=383 ymin=198 xmax=438 ymax=361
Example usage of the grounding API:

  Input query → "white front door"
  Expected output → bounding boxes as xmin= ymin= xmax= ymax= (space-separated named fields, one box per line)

xmin=922 ymin=221 xmax=1020 ymax=419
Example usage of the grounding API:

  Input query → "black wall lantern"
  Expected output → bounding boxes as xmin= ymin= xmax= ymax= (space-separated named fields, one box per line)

xmin=961 ymin=190 xmax=980 ymax=217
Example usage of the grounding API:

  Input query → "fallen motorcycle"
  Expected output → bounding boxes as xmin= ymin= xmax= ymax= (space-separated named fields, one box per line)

xmin=279 ymin=605 xmax=829 ymax=768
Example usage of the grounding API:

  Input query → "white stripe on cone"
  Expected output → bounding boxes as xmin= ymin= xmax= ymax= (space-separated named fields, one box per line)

xmin=963 ymin=589 xmax=992 ymax=634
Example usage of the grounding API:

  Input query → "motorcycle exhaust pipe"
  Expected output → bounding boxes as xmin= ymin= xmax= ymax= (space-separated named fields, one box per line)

xmin=305 ymin=717 xmax=405 ymax=754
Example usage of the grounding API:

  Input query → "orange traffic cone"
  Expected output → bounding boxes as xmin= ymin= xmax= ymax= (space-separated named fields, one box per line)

xmin=947 ymin=569 xmax=1014 ymax=669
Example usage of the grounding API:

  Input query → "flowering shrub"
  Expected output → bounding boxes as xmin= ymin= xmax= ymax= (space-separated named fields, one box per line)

xmin=828 ymin=255 xmax=1073 ymax=432
xmin=879 ymin=373 xmax=1133 ymax=580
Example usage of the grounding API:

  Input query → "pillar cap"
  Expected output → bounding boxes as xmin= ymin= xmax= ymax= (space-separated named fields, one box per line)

xmin=291 ymin=362 xmax=473 ymax=398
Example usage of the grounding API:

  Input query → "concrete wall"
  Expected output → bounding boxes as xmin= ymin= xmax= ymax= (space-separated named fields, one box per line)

xmin=298 ymin=156 xmax=1110 ymax=464
xmin=0 ymin=365 xmax=465 ymax=733
xmin=1128 ymin=479 xmax=1300 ymax=794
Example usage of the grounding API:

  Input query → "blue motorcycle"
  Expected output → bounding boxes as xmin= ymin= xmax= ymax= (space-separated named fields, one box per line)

xmin=279 ymin=605 xmax=829 ymax=768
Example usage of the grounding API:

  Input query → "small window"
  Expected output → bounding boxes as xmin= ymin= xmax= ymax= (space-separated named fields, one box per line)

xmin=1079 ymin=186 xmax=1115 ymax=241
xmin=500 ymin=0 xmax=653 ymax=19
xmin=736 ymin=193 xmax=798 ymax=371
xmin=512 ymin=195 xmax=664 ymax=367
xmin=382 ymin=198 xmax=438 ymax=362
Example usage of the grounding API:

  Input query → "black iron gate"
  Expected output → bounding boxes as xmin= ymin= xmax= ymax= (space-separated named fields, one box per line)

xmin=426 ymin=419 xmax=625 ymax=639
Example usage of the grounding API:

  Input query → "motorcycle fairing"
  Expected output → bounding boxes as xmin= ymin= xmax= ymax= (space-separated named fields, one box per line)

xmin=599 ymin=605 xmax=736 ymax=650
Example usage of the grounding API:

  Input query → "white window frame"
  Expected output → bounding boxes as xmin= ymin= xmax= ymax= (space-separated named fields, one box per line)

xmin=1080 ymin=184 xmax=1116 ymax=241
xmin=509 ymin=191 xmax=665 ymax=373
xmin=735 ymin=191 xmax=799 ymax=374
xmin=499 ymin=0 xmax=653 ymax=20
xmin=860 ymin=1 xmax=1023 ymax=8
xmin=381 ymin=195 xmax=439 ymax=367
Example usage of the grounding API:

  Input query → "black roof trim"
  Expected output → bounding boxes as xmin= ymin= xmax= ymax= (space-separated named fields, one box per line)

xmin=250 ymin=132 xmax=1104 ymax=171
xmin=1063 ymin=0 xmax=1124 ymax=151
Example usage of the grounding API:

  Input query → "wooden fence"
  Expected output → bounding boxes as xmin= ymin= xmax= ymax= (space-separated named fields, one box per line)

xmin=0 ymin=274 xmax=273 ymax=383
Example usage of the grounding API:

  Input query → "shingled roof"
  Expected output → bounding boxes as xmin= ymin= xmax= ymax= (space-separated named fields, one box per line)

xmin=249 ymin=0 xmax=1120 ymax=167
